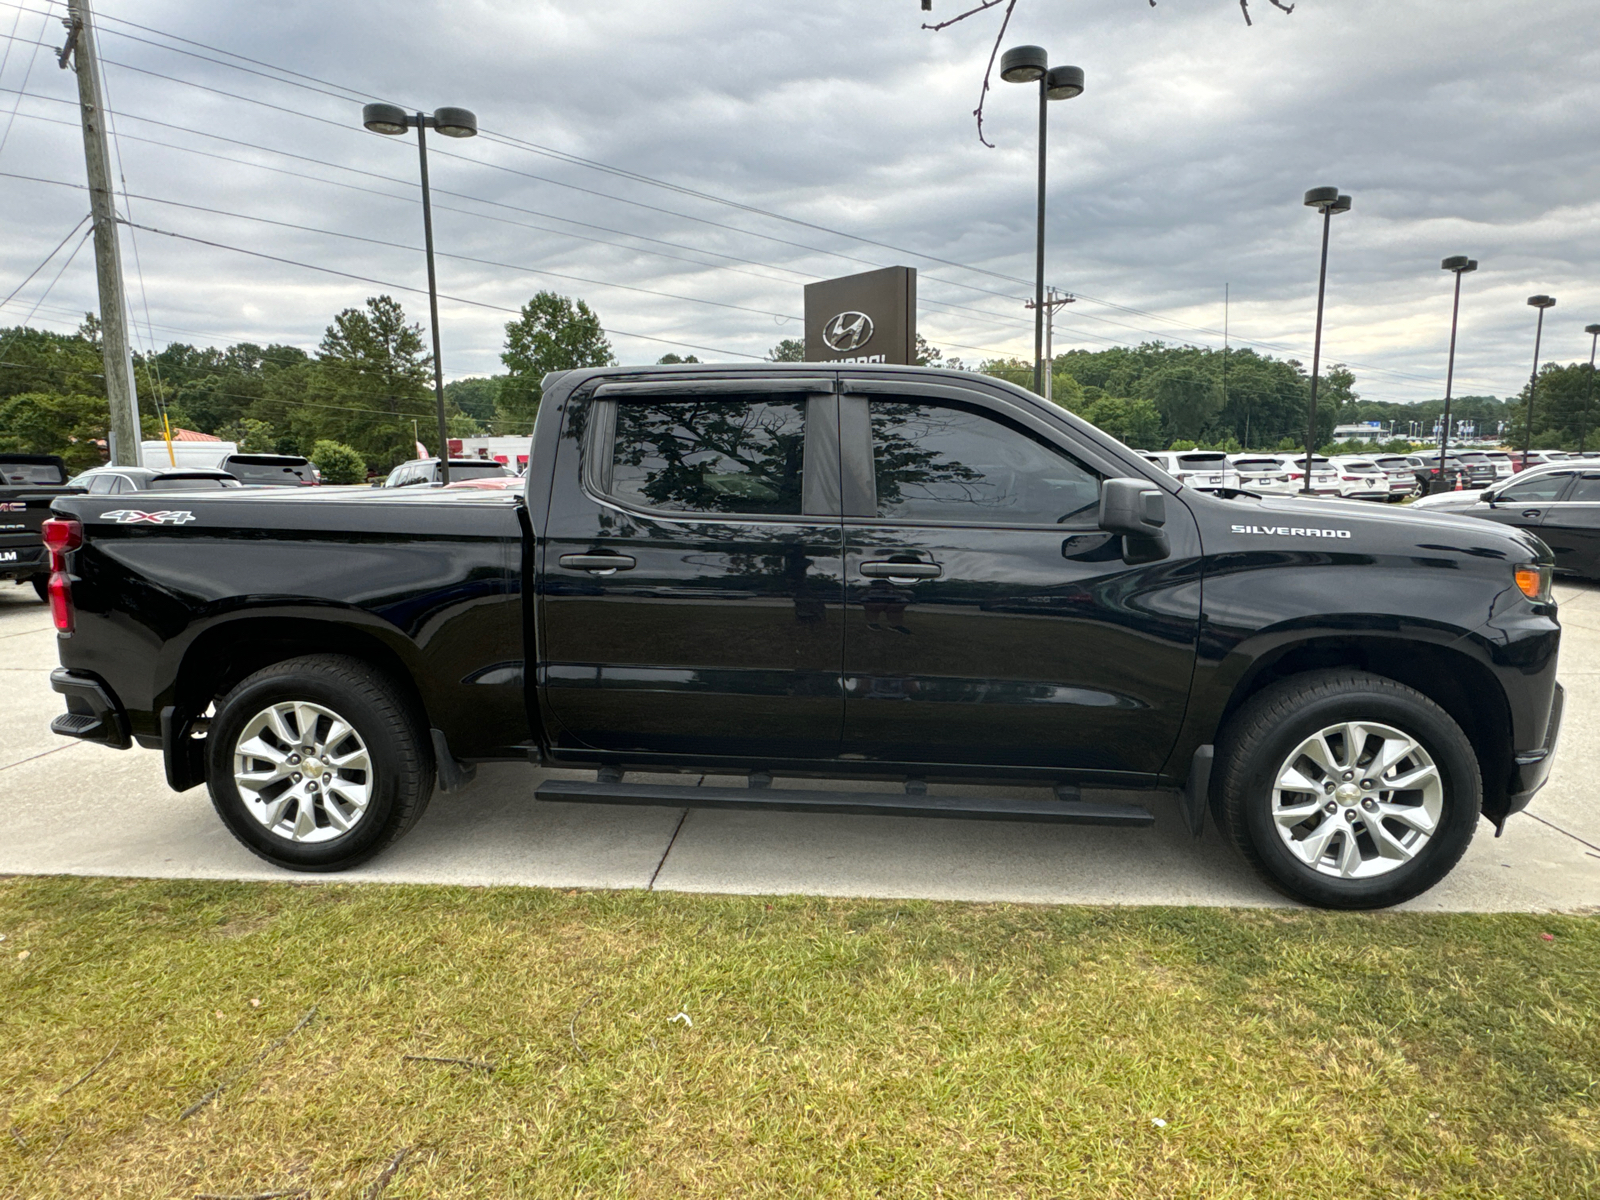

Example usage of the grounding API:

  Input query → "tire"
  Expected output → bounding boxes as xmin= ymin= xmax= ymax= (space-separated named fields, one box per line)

xmin=205 ymin=654 xmax=434 ymax=871
xmin=30 ymin=574 xmax=48 ymax=603
xmin=1213 ymin=669 xmax=1480 ymax=909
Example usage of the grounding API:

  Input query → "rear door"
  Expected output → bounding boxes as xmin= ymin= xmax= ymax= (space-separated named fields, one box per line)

xmin=539 ymin=377 xmax=846 ymax=760
xmin=835 ymin=379 xmax=1201 ymax=780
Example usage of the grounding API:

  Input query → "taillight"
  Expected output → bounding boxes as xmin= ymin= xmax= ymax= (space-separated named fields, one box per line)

xmin=41 ymin=518 xmax=82 ymax=634
xmin=42 ymin=518 xmax=82 ymax=570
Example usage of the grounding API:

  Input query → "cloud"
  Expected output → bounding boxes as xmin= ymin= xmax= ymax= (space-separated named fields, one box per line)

xmin=0 ymin=0 xmax=1595 ymax=403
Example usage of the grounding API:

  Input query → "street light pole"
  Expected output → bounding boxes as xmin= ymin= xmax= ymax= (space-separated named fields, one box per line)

xmin=1435 ymin=256 xmax=1477 ymax=493
xmin=1581 ymin=324 xmax=1600 ymax=455
xmin=1522 ymin=295 xmax=1556 ymax=467
xmin=361 ymin=102 xmax=479 ymax=485
xmin=1300 ymin=187 xmax=1351 ymax=494
xmin=1001 ymin=47 xmax=1083 ymax=396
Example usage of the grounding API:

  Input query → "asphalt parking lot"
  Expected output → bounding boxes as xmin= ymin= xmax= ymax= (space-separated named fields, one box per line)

xmin=2 ymin=581 xmax=1597 ymax=911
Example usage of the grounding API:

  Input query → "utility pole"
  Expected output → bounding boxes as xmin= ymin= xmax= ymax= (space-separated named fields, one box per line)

xmin=1024 ymin=288 xmax=1074 ymax=403
xmin=62 ymin=0 xmax=141 ymax=465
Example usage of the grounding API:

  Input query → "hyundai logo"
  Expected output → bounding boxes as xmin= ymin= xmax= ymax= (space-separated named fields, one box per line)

xmin=823 ymin=311 xmax=874 ymax=353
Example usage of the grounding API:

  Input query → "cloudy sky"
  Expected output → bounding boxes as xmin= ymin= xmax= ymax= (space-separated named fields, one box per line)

xmin=2 ymin=0 xmax=1597 ymax=404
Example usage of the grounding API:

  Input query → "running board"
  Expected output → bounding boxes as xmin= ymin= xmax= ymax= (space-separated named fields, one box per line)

xmin=534 ymin=780 xmax=1154 ymax=826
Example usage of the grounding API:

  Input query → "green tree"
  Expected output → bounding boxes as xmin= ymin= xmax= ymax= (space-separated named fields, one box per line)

xmin=656 ymin=353 xmax=700 ymax=364
xmin=0 ymin=391 xmax=108 ymax=472
xmin=767 ymin=338 xmax=804 ymax=363
xmin=444 ymin=376 xmax=501 ymax=424
xmin=294 ymin=296 xmax=433 ymax=468
xmin=1081 ymin=395 xmax=1163 ymax=447
xmin=1139 ymin=364 xmax=1220 ymax=440
xmin=310 ymin=439 xmax=367 ymax=485
xmin=498 ymin=292 xmax=614 ymax=432
xmin=217 ymin=417 xmax=275 ymax=452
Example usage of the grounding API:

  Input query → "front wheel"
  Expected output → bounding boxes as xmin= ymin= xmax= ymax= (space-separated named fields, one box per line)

xmin=206 ymin=655 xmax=434 ymax=871
xmin=1214 ymin=670 xmax=1480 ymax=909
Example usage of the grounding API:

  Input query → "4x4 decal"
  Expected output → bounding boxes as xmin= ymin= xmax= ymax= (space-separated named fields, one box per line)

xmin=100 ymin=509 xmax=197 ymax=526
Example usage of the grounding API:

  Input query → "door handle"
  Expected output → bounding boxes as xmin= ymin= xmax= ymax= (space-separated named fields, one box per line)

xmin=860 ymin=560 xmax=942 ymax=580
xmin=558 ymin=553 xmax=636 ymax=574
xmin=1522 ymin=509 xmax=1543 ymax=519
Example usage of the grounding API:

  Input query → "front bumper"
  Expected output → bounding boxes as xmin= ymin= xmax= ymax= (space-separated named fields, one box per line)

xmin=1504 ymin=681 xmax=1563 ymax=820
xmin=50 ymin=667 xmax=131 ymax=750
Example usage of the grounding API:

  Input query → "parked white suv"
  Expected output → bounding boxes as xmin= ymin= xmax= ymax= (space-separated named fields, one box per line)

xmin=1227 ymin=454 xmax=1299 ymax=496
xmin=1371 ymin=454 xmax=1419 ymax=500
xmin=1328 ymin=456 xmax=1392 ymax=501
xmin=1139 ymin=450 xmax=1239 ymax=492
xmin=1270 ymin=453 xmax=1341 ymax=496
xmin=1477 ymin=450 xmax=1514 ymax=480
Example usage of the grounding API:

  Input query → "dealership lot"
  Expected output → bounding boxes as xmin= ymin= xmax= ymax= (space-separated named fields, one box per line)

xmin=1 ymin=582 xmax=1596 ymax=911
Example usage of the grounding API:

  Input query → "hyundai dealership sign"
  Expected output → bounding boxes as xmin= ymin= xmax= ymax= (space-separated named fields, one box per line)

xmin=803 ymin=266 xmax=917 ymax=364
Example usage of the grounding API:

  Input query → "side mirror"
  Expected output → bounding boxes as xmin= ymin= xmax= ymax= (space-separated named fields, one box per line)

xmin=1099 ymin=478 xmax=1169 ymax=564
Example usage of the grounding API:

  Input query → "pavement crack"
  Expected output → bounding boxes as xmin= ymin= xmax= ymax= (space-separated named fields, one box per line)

xmin=646 ymin=776 xmax=698 ymax=891
xmin=0 ymin=743 xmax=79 ymax=774
xmin=1523 ymin=811 xmax=1600 ymax=855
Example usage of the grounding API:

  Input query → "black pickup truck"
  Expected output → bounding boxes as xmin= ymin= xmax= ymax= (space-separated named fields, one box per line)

xmin=2 ymin=454 xmax=82 ymax=601
xmin=43 ymin=365 xmax=1564 ymax=908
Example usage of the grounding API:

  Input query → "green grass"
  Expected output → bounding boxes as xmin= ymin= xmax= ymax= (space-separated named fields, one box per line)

xmin=1 ymin=877 xmax=1596 ymax=1198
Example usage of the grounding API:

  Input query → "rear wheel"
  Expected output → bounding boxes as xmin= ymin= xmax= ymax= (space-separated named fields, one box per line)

xmin=206 ymin=655 xmax=433 ymax=871
xmin=1215 ymin=669 xmax=1480 ymax=909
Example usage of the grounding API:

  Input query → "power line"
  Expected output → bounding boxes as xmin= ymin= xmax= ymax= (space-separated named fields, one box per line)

xmin=0 ymin=211 xmax=87 ymax=308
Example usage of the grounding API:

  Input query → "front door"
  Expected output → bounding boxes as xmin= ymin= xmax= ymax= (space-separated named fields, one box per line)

xmin=1477 ymin=470 xmax=1575 ymax=543
xmin=539 ymin=380 xmax=846 ymax=760
xmin=837 ymin=382 xmax=1201 ymax=781
xmin=1531 ymin=471 xmax=1600 ymax=577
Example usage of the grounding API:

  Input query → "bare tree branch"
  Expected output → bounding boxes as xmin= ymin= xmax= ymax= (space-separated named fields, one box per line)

xmin=926 ymin=1 xmax=1298 ymax=141
xmin=920 ymin=0 xmax=1008 ymax=32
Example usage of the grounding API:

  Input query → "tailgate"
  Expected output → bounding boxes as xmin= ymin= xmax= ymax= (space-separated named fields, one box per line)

xmin=0 ymin=488 xmax=81 ymax=571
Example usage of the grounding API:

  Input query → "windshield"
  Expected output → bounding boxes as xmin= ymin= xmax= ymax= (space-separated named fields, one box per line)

xmin=449 ymin=462 xmax=514 ymax=480
xmin=1 ymin=460 xmax=66 ymax=485
xmin=226 ymin=459 xmax=314 ymax=485
xmin=149 ymin=476 xmax=242 ymax=490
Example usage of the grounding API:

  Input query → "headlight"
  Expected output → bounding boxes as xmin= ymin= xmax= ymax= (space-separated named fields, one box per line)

xmin=1514 ymin=563 xmax=1553 ymax=603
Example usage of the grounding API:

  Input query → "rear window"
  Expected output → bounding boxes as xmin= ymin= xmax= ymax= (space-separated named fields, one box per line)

xmin=1232 ymin=458 xmax=1281 ymax=470
xmin=1 ymin=461 xmax=66 ymax=485
xmin=149 ymin=475 xmax=241 ymax=490
xmin=1176 ymin=453 xmax=1227 ymax=468
xmin=1374 ymin=457 xmax=1411 ymax=469
xmin=225 ymin=459 xmax=314 ymax=485
xmin=1456 ymin=453 xmax=1490 ymax=464
xmin=449 ymin=462 xmax=514 ymax=481
xmin=1340 ymin=460 xmax=1376 ymax=470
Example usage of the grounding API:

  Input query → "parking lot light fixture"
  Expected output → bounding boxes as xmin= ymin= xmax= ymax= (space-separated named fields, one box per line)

xmin=359 ymin=102 xmax=480 ymax=485
xmin=1522 ymin=295 xmax=1556 ymax=466
xmin=1581 ymin=323 xmax=1600 ymax=455
xmin=1300 ymin=187 xmax=1352 ymax=493
xmin=1002 ymin=46 xmax=1084 ymax=396
xmin=1434 ymin=256 xmax=1478 ymax=492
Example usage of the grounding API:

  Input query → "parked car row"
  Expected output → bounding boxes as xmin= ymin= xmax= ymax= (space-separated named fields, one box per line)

xmin=1413 ymin=459 xmax=1600 ymax=579
xmin=1139 ymin=451 xmax=1413 ymax=501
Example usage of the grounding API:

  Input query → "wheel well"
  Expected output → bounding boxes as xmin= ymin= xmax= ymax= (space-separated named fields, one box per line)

xmin=1217 ymin=637 xmax=1512 ymax=813
xmin=173 ymin=618 xmax=427 ymax=727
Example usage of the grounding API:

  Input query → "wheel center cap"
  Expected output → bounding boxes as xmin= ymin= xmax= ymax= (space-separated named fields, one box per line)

xmin=303 ymin=757 xmax=324 ymax=776
xmin=1335 ymin=782 xmax=1362 ymax=805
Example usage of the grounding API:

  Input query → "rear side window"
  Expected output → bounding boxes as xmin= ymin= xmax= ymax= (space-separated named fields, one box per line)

xmin=610 ymin=396 xmax=806 ymax=516
xmin=1 ymin=461 xmax=65 ymax=485
xmin=868 ymin=401 xmax=1101 ymax=526
xmin=1563 ymin=475 xmax=1600 ymax=502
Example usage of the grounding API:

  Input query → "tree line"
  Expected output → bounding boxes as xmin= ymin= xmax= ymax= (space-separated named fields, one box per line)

xmin=5 ymin=290 xmax=1598 ymax=474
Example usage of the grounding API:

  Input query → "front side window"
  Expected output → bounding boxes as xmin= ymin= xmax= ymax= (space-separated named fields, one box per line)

xmin=868 ymin=401 xmax=1100 ymax=525
xmin=1496 ymin=473 xmax=1572 ymax=504
xmin=610 ymin=396 xmax=805 ymax=516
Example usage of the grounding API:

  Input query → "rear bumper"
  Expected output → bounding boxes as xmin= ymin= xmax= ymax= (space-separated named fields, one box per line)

xmin=49 ymin=667 xmax=131 ymax=750
xmin=1504 ymin=682 xmax=1563 ymax=819
xmin=0 ymin=544 xmax=46 ymax=580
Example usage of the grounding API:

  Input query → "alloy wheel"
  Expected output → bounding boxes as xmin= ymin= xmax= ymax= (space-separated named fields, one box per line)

xmin=1271 ymin=720 xmax=1443 ymax=879
xmin=232 ymin=701 xmax=373 ymax=843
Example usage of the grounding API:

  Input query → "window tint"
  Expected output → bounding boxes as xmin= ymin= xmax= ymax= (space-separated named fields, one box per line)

xmin=1565 ymin=475 xmax=1600 ymax=502
xmin=610 ymin=396 xmax=805 ymax=516
xmin=868 ymin=401 xmax=1100 ymax=525
xmin=1497 ymin=473 xmax=1572 ymax=503
xmin=449 ymin=462 xmax=514 ymax=481
xmin=1 ymin=461 xmax=66 ymax=485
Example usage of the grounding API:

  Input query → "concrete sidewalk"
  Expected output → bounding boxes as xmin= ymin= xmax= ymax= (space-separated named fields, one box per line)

xmin=2 ymin=581 xmax=1596 ymax=911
